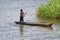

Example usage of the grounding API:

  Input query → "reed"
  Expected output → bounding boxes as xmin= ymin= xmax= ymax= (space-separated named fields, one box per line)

xmin=36 ymin=0 xmax=60 ymax=19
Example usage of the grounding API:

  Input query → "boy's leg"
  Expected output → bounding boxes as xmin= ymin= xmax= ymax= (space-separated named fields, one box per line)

xmin=20 ymin=16 xmax=22 ymax=22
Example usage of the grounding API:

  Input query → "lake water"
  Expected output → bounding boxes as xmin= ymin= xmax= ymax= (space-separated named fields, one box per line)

xmin=0 ymin=0 xmax=60 ymax=40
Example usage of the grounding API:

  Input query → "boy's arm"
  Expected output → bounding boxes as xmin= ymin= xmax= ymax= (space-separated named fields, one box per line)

xmin=23 ymin=13 xmax=26 ymax=17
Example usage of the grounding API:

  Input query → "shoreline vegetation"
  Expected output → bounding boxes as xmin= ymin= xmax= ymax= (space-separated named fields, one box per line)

xmin=36 ymin=0 xmax=60 ymax=20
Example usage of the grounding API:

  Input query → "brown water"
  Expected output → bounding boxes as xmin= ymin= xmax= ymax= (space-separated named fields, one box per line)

xmin=0 ymin=0 xmax=60 ymax=40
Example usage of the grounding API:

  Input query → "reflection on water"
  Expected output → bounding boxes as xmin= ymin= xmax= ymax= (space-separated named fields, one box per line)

xmin=20 ymin=24 xmax=53 ymax=36
xmin=20 ymin=24 xmax=24 ymax=36
xmin=36 ymin=17 xmax=60 ymax=24
xmin=19 ymin=24 xmax=24 ymax=40
xmin=38 ymin=26 xmax=53 ymax=31
xmin=19 ymin=24 xmax=54 ymax=40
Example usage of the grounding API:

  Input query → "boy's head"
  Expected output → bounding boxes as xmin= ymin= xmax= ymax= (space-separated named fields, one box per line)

xmin=20 ymin=9 xmax=23 ymax=12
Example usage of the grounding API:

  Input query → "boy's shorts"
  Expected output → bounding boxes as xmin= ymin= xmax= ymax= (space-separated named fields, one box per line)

xmin=20 ymin=16 xmax=23 ymax=22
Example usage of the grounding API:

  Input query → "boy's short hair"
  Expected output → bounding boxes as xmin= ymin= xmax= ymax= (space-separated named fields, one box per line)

xmin=20 ymin=9 xmax=23 ymax=11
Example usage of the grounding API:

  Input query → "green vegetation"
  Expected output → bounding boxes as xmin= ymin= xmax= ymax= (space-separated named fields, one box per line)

xmin=36 ymin=0 xmax=60 ymax=19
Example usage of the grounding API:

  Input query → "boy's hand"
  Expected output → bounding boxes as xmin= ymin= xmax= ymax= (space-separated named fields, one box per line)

xmin=24 ymin=13 xmax=26 ymax=17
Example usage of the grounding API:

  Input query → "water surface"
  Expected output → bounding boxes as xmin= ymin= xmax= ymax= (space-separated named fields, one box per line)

xmin=0 ymin=0 xmax=60 ymax=40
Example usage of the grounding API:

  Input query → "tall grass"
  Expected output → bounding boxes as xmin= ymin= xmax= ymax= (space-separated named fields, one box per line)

xmin=36 ymin=0 xmax=60 ymax=19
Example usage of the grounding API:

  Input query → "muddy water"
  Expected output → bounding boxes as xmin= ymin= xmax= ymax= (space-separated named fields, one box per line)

xmin=0 ymin=0 xmax=60 ymax=40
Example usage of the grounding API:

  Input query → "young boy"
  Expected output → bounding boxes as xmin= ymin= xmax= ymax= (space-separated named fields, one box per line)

xmin=20 ymin=9 xmax=25 ymax=22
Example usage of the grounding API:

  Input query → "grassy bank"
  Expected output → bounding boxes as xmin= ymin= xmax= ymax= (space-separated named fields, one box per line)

xmin=36 ymin=0 xmax=60 ymax=19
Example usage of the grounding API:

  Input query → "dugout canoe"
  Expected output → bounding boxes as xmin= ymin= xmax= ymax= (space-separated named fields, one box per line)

xmin=15 ymin=21 xmax=53 ymax=26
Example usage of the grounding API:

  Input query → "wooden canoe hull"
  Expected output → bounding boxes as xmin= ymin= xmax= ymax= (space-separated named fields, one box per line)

xmin=15 ymin=21 xmax=53 ymax=26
